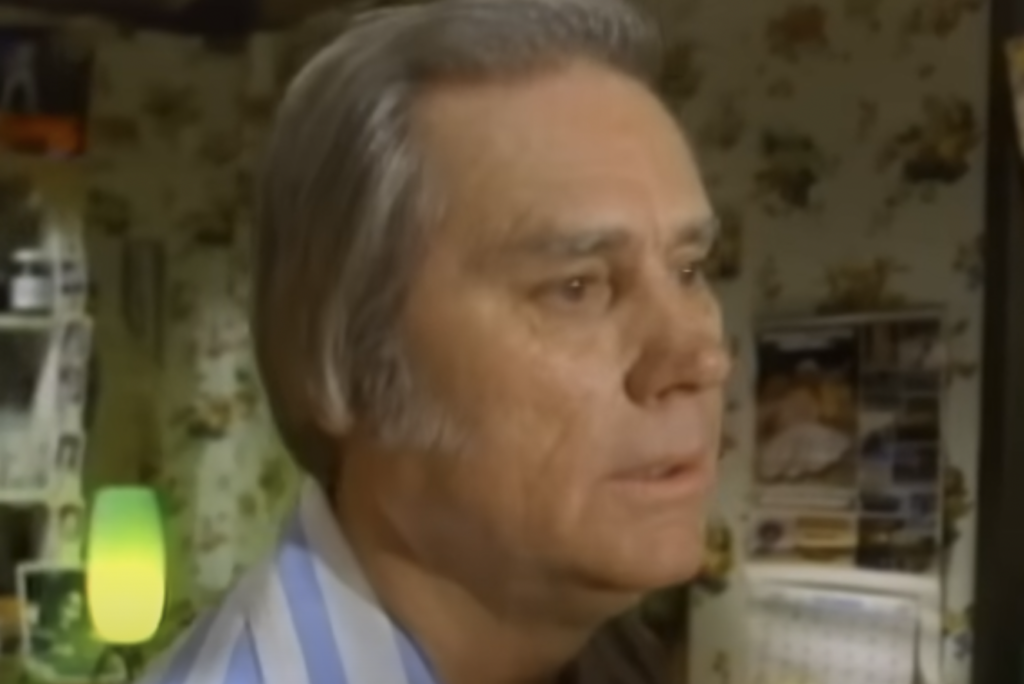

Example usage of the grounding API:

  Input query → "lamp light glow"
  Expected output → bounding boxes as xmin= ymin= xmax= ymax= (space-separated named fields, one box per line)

xmin=85 ymin=486 xmax=167 ymax=645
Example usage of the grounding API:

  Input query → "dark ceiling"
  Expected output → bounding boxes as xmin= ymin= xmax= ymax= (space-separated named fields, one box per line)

xmin=2 ymin=0 xmax=668 ymax=38
xmin=0 ymin=0 xmax=346 ymax=33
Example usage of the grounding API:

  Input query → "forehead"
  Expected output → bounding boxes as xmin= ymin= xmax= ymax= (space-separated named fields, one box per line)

xmin=413 ymin=61 xmax=709 ymax=249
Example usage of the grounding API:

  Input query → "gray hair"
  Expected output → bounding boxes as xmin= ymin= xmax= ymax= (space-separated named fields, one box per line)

xmin=252 ymin=0 xmax=664 ymax=487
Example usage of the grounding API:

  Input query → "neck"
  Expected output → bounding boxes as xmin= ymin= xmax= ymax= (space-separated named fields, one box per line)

xmin=345 ymin=544 xmax=585 ymax=684
xmin=334 ymin=452 xmax=626 ymax=684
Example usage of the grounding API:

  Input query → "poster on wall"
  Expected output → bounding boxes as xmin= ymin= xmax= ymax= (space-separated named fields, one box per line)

xmin=16 ymin=564 xmax=124 ymax=682
xmin=749 ymin=312 xmax=944 ymax=575
xmin=0 ymin=27 xmax=93 ymax=157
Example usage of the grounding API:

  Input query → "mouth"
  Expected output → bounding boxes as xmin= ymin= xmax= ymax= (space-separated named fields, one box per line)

xmin=610 ymin=456 xmax=709 ymax=493
xmin=616 ymin=461 xmax=693 ymax=482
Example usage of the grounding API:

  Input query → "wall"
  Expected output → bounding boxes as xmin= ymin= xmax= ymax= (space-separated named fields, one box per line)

xmin=0 ymin=13 xmax=298 ymax=660
xmin=78 ymin=27 xmax=298 ymax=643
xmin=162 ymin=2 xmax=989 ymax=678
xmin=670 ymin=1 xmax=987 ymax=683
xmin=2 ymin=0 xmax=990 ymax=681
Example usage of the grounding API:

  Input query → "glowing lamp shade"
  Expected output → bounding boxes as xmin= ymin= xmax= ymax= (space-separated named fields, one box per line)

xmin=85 ymin=486 xmax=167 ymax=645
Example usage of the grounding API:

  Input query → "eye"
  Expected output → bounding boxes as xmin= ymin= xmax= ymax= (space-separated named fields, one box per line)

xmin=559 ymin=276 xmax=596 ymax=300
xmin=676 ymin=260 xmax=707 ymax=287
xmin=539 ymin=274 xmax=612 ymax=309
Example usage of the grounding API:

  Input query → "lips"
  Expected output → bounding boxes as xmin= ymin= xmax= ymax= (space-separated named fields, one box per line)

xmin=613 ymin=456 xmax=702 ymax=482
xmin=605 ymin=453 xmax=712 ymax=508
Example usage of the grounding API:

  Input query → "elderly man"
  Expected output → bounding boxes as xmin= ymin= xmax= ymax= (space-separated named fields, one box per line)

xmin=138 ymin=0 xmax=728 ymax=682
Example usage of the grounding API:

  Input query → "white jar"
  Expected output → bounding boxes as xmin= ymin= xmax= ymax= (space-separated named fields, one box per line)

xmin=9 ymin=248 xmax=52 ymax=312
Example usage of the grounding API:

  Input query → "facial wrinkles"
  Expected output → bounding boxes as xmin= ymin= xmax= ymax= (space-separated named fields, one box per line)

xmin=505 ymin=321 xmax=611 ymax=541
xmin=374 ymin=62 xmax=720 ymax=611
xmin=369 ymin=324 xmax=562 ymax=563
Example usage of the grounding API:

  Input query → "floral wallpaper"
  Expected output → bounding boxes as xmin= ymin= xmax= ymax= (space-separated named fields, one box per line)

xmin=80 ymin=29 xmax=298 ymax=647
xmin=0 ymin=0 xmax=989 ymax=681
xmin=0 ymin=15 xmax=298 ymax=670
xmin=668 ymin=0 xmax=987 ymax=683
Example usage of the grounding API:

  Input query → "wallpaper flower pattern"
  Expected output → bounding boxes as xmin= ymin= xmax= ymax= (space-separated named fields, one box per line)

xmin=1 ymin=0 xmax=988 ymax=681
xmin=81 ymin=28 xmax=299 ymax=651
xmin=669 ymin=0 xmax=987 ymax=682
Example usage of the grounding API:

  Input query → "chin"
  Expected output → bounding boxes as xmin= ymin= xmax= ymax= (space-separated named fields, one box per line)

xmin=621 ymin=549 xmax=704 ymax=591
xmin=577 ymin=526 xmax=706 ymax=595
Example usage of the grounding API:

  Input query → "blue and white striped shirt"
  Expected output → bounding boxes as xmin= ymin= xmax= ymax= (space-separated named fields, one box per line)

xmin=135 ymin=481 xmax=670 ymax=684
xmin=135 ymin=480 xmax=439 ymax=684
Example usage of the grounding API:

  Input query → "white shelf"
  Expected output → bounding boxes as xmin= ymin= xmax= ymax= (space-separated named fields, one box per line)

xmin=0 ymin=491 xmax=48 ymax=507
xmin=0 ymin=313 xmax=89 ymax=332
xmin=0 ymin=315 xmax=57 ymax=332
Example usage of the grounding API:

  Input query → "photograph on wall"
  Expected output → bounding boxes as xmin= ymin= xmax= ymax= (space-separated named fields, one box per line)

xmin=17 ymin=564 xmax=124 ymax=682
xmin=749 ymin=511 xmax=858 ymax=566
xmin=751 ymin=314 xmax=944 ymax=574
xmin=0 ymin=27 xmax=93 ymax=157
xmin=56 ymin=319 xmax=91 ymax=402
xmin=48 ymin=432 xmax=84 ymax=503
xmin=43 ymin=501 xmax=85 ymax=565
xmin=0 ymin=505 xmax=44 ymax=656
xmin=52 ymin=227 xmax=89 ymax=312
xmin=855 ymin=316 xmax=942 ymax=573
xmin=754 ymin=326 xmax=859 ymax=502
xmin=53 ymin=434 xmax=82 ymax=476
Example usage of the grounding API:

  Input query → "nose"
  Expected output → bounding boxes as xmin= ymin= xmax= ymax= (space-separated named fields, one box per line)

xmin=624 ymin=288 xmax=731 ymax=406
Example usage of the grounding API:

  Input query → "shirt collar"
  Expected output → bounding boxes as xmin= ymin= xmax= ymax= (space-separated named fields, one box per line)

xmin=245 ymin=478 xmax=439 ymax=684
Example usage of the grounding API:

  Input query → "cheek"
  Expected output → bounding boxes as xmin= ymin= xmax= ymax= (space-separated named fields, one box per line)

xmin=401 ymin=287 xmax=630 ymax=537
xmin=413 ymin=298 xmax=621 ymax=459
xmin=466 ymin=353 xmax=613 ymax=488
xmin=438 ymin=342 xmax=624 ymax=542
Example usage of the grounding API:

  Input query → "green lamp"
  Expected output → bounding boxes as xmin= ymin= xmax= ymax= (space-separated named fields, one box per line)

xmin=84 ymin=486 xmax=167 ymax=680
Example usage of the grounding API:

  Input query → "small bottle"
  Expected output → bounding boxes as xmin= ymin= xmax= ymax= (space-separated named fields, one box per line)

xmin=9 ymin=248 xmax=52 ymax=313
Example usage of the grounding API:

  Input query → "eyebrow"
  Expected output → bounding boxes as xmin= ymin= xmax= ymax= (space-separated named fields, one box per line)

xmin=502 ymin=215 xmax=720 ymax=261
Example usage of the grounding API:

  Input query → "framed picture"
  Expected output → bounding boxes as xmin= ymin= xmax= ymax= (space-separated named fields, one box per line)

xmin=44 ymin=501 xmax=84 ymax=565
xmin=55 ymin=320 xmax=92 ymax=423
xmin=53 ymin=433 xmax=81 ymax=474
xmin=0 ymin=27 xmax=93 ymax=157
xmin=0 ymin=504 xmax=44 ymax=656
xmin=751 ymin=311 xmax=944 ymax=575
xmin=16 ymin=563 xmax=124 ymax=682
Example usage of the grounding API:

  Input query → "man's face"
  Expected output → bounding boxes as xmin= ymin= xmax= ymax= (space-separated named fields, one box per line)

xmin=380 ymin=61 xmax=728 ymax=595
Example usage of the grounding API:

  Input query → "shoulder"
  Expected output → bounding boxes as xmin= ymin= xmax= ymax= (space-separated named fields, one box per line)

xmin=133 ymin=579 xmax=264 ymax=684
